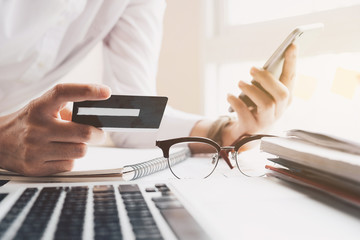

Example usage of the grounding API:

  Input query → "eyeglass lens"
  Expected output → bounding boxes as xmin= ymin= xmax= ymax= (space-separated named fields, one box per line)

xmin=168 ymin=141 xmax=219 ymax=179
xmin=235 ymin=139 xmax=275 ymax=177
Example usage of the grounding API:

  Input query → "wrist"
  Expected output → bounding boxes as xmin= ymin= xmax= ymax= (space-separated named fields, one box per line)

xmin=190 ymin=119 xmax=213 ymax=138
xmin=206 ymin=116 xmax=232 ymax=146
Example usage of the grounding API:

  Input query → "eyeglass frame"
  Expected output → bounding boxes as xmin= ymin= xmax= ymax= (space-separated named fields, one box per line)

xmin=156 ymin=134 xmax=275 ymax=179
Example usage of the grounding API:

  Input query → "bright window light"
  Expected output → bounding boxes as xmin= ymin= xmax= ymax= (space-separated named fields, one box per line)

xmin=226 ymin=0 xmax=360 ymax=25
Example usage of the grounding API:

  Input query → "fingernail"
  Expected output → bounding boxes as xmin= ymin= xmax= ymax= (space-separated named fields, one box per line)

xmin=99 ymin=85 xmax=111 ymax=97
xmin=250 ymin=67 xmax=257 ymax=75
xmin=238 ymin=81 xmax=246 ymax=87
xmin=105 ymin=85 xmax=112 ymax=95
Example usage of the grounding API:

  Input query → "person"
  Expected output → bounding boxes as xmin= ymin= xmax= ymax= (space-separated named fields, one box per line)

xmin=0 ymin=0 xmax=297 ymax=176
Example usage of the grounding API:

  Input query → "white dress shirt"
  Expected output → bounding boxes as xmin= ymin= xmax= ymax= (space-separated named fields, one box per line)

xmin=0 ymin=0 xmax=201 ymax=147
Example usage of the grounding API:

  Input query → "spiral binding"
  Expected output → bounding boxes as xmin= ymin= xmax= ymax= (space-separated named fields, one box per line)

xmin=122 ymin=148 xmax=191 ymax=180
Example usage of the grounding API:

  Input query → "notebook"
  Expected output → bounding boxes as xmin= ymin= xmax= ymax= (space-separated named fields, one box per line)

xmin=0 ymin=147 xmax=190 ymax=182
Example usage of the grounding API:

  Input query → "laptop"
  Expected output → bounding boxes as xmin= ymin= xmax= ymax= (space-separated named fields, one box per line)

xmin=2 ymin=174 xmax=360 ymax=240
xmin=0 ymin=181 xmax=212 ymax=240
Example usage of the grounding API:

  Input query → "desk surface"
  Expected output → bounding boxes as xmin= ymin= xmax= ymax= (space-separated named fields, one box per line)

xmin=171 ymin=176 xmax=360 ymax=240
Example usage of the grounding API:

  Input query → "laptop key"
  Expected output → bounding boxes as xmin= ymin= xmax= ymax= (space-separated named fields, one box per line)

xmin=155 ymin=201 xmax=183 ymax=209
xmin=118 ymin=184 xmax=141 ymax=193
xmin=145 ymin=187 xmax=157 ymax=192
xmin=130 ymin=218 xmax=157 ymax=226
xmin=154 ymin=183 xmax=167 ymax=188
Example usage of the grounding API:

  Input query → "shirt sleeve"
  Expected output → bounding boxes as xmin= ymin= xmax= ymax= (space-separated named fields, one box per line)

xmin=102 ymin=0 xmax=202 ymax=148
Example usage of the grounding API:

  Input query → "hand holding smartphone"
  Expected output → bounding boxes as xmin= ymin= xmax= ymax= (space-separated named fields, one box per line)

xmin=229 ymin=23 xmax=324 ymax=112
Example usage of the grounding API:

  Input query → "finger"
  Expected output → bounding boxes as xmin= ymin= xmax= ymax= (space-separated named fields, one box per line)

xmin=48 ymin=120 xmax=106 ymax=144
xmin=250 ymin=67 xmax=290 ymax=104
xmin=280 ymin=44 xmax=298 ymax=89
xmin=40 ymin=160 xmax=75 ymax=176
xmin=238 ymin=81 xmax=275 ymax=112
xmin=20 ymin=160 xmax=75 ymax=177
xmin=39 ymin=142 xmax=88 ymax=160
xmin=41 ymin=83 xmax=111 ymax=113
xmin=227 ymin=93 xmax=256 ymax=124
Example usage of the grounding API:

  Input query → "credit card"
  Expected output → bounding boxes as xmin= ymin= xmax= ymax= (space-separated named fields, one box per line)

xmin=72 ymin=95 xmax=168 ymax=131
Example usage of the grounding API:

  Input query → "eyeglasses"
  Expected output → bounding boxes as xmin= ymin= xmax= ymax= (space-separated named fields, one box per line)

xmin=156 ymin=134 xmax=275 ymax=179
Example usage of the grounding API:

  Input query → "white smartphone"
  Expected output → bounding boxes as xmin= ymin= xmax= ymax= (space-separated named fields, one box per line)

xmin=229 ymin=23 xmax=324 ymax=112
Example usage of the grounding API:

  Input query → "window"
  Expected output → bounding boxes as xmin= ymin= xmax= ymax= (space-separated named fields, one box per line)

xmin=203 ymin=0 xmax=360 ymax=140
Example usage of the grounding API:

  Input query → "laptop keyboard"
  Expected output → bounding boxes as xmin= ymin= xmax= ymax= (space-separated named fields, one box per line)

xmin=0 ymin=183 xmax=210 ymax=240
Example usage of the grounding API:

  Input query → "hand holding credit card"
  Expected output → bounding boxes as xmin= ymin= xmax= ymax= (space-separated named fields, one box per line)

xmin=72 ymin=95 xmax=168 ymax=131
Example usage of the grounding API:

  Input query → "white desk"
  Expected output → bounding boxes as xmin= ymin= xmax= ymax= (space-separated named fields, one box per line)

xmin=171 ymin=176 xmax=360 ymax=240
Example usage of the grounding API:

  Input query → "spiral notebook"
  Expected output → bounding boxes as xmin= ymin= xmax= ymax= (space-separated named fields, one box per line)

xmin=0 ymin=147 xmax=190 ymax=182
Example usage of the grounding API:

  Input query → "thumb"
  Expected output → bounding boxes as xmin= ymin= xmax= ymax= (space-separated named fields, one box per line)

xmin=280 ymin=44 xmax=298 ymax=90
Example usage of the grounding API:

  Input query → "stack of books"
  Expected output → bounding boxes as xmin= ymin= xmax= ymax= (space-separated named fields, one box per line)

xmin=261 ymin=129 xmax=360 ymax=208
